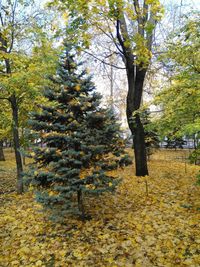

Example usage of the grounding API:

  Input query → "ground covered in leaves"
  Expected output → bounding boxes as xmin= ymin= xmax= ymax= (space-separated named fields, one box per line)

xmin=0 ymin=149 xmax=200 ymax=266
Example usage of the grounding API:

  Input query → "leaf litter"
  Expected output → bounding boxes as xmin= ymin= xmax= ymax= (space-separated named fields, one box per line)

xmin=0 ymin=151 xmax=200 ymax=266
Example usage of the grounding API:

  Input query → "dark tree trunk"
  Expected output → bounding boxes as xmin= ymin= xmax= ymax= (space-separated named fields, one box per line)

xmin=21 ymin=128 xmax=26 ymax=166
xmin=134 ymin=114 xmax=148 ymax=176
xmin=193 ymin=134 xmax=197 ymax=150
xmin=9 ymin=94 xmax=24 ymax=194
xmin=126 ymin=60 xmax=148 ymax=176
xmin=0 ymin=140 xmax=5 ymax=161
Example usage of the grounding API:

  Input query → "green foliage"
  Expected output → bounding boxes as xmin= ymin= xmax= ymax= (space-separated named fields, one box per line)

xmin=0 ymin=100 xmax=12 ymax=140
xmin=196 ymin=171 xmax=200 ymax=186
xmin=154 ymin=15 xmax=200 ymax=140
xmin=27 ymin=44 xmax=131 ymax=219
xmin=189 ymin=144 xmax=200 ymax=165
xmin=0 ymin=0 xmax=59 ymax=145
xmin=47 ymin=0 xmax=163 ymax=65
xmin=142 ymin=109 xmax=159 ymax=148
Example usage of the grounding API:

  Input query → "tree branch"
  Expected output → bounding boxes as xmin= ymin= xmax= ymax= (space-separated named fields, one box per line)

xmin=95 ymin=23 xmax=123 ymax=55
xmin=0 ymin=96 xmax=9 ymax=101
xmin=116 ymin=20 xmax=125 ymax=54
xmin=8 ymin=0 xmax=18 ymax=53
xmin=134 ymin=0 xmax=144 ymax=36
xmin=0 ymin=12 xmax=4 ymax=27
xmin=83 ymin=50 xmax=126 ymax=70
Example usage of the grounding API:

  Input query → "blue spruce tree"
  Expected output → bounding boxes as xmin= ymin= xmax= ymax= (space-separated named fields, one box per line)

xmin=28 ymin=44 xmax=131 ymax=220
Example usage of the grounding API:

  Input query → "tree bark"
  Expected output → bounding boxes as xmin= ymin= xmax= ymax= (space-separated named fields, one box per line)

xmin=9 ymin=94 xmax=24 ymax=194
xmin=133 ymin=114 xmax=148 ymax=176
xmin=126 ymin=60 xmax=148 ymax=176
xmin=0 ymin=140 xmax=5 ymax=161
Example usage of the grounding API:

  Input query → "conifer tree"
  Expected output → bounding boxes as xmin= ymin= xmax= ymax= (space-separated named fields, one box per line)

xmin=27 ymin=44 xmax=131 ymax=219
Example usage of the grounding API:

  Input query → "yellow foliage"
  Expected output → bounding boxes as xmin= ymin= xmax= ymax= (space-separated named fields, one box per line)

xmin=0 ymin=149 xmax=200 ymax=266
xmin=74 ymin=84 xmax=81 ymax=91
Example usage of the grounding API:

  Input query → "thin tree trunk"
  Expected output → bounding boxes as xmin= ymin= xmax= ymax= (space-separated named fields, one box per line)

xmin=77 ymin=190 xmax=85 ymax=220
xmin=21 ymin=128 xmax=26 ymax=166
xmin=0 ymin=140 xmax=5 ymax=161
xmin=10 ymin=94 xmax=24 ymax=194
xmin=110 ymin=64 xmax=114 ymax=110
xmin=193 ymin=134 xmax=197 ymax=150
xmin=22 ymin=156 xmax=26 ymax=166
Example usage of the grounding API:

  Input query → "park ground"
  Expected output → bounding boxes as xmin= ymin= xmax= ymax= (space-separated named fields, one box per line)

xmin=0 ymin=149 xmax=200 ymax=267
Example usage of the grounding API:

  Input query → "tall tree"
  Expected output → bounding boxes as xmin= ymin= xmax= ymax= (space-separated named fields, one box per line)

xmin=27 ymin=44 xmax=131 ymax=219
xmin=48 ymin=0 xmax=163 ymax=176
xmin=0 ymin=0 xmax=58 ymax=193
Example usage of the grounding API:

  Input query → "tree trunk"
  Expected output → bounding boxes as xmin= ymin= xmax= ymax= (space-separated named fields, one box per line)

xmin=134 ymin=114 xmax=148 ymax=176
xmin=21 ymin=128 xmax=26 ymax=166
xmin=126 ymin=61 xmax=148 ymax=176
xmin=77 ymin=189 xmax=85 ymax=220
xmin=0 ymin=140 xmax=5 ymax=161
xmin=22 ymin=155 xmax=26 ymax=166
xmin=10 ymin=94 xmax=24 ymax=194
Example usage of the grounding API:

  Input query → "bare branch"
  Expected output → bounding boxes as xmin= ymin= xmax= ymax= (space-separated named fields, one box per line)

xmin=8 ymin=0 xmax=18 ymax=53
xmin=0 ymin=12 xmax=4 ymax=27
xmin=146 ymin=12 xmax=157 ymax=51
xmin=116 ymin=15 xmax=135 ymax=64
xmin=133 ymin=0 xmax=144 ymax=36
xmin=116 ymin=20 xmax=125 ymax=53
xmin=150 ymin=109 xmax=164 ymax=113
xmin=133 ymin=0 xmax=140 ymax=15
xmin=95 ymin=23 xmax=124 ymax=55
xmin=83 ymin=50 xmax=126 ymax=70
xmin=143 ymin=0 xmax=149 ymax=23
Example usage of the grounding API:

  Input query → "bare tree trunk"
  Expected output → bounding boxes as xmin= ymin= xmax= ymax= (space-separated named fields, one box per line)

xmin=21 ymin=128 xmax=26 ymax=166
xmin=0 ymin=140 xmax=5 ymax=161
xmin=126 ymin=61 xmax=148 ymax=176
xmin=77 ymin=190 xmax=85 ymax=220
xmin=10 ymin=94 xmax=24 ymax=194
xmin=134 ymin=114 xmax=148 ymax=176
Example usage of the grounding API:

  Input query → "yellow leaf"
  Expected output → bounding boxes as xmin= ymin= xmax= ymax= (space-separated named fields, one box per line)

xmin=74 ymin=84 xmax=81 ymax=91
xmin=11 ymin=260 xmax=20 ymax=266
xmin=35 ymin=260 xmax=43 ymax=266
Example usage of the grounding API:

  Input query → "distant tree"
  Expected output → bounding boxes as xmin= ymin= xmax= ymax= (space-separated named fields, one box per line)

xmin=154 ymin=14 xmax=200 ymax=150
xmin=27 ymin=44 xmax=131 ymax=220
